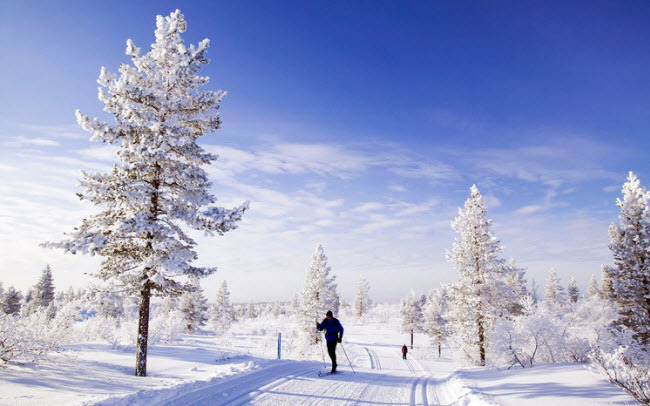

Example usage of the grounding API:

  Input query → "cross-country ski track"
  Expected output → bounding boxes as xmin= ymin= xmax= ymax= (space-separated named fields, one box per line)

xmin=97 ymin=324 xmax=483 ymax=406
xmin=162 ymin=342 xmax=457 ymax=406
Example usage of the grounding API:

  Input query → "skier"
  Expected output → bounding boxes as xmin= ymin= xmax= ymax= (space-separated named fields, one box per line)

xmin=316 ymin=310 xmax=344 ymax=373
xmin=402 ymin=344 xmax=408 ymax=360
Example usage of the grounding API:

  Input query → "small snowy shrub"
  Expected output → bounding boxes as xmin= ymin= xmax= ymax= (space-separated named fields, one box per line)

xmin=0 ymin=307 xmax=74 ymax=364
xmin=149 ymin=310 xmax=185 ymax=345
xmin=591 ymin=331 xmax=650 ymax=405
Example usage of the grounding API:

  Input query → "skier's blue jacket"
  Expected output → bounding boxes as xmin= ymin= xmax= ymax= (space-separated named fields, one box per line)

xmin=317 ymin=317 xmax=344 ymax=342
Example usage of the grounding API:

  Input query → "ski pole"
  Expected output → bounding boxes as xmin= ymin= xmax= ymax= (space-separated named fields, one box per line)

xmin=340 ymin=342 xmax=356 ymax=373
xmin=316 ymin=318 xmax=327 ymax=369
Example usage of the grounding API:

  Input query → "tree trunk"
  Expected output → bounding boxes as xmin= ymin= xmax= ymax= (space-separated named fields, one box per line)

xmin=477 ymin=315 xmax=486 ymax=366
xmin=135 ymin=282 xmax=151 ymax=376
xmin=410 ymin=330 xmax=414 ymax=349
xmin=438 ymin=342 xmax=441 ymax=358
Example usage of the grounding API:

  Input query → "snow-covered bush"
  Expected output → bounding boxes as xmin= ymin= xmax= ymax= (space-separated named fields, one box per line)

xmin=149 ymin=309 xmax=185 ymax=345
xmin=491 ymin=295 xmax=618 ymax=368
xmin=591 ymin=331 xmax=650 ymax=405
xmin=0 ymin=305 xmax=74 ymax=364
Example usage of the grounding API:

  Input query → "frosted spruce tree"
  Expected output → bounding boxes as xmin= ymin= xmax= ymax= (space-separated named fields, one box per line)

xmin=300 ymin=243 xmax=339 ymax=344
xmin=504 ymin=258 xmax=527 ymax=316
xmin=425 ymin=286 xmax=448 ymax=357
xmin=446 ymin=185 xmax=513 ymax=366
xmin=544 ymin=268 xmax=567 ymax=312
xmin=600 ymin=266 xmax=615 ymax=300
xmin=587 ymin=275 xmax=601 ymax=299
xmin=400 ymin=290 xmax=423 ymax=348
xmin=179 ymin=277 xmax=208 ymax=332
xmin=353 ymin=276 xmax=372 ymax=318
xmin=211 ymin=280 xmax=233 ymax=335
xmin=45 ymin=10 xmax=248 ymax=376
xmin=567 ymin=277 xmax=580 ymax=303
xmin=0 ymin=287 xmax=22 ymax=315
xmin=604 ymin=172 xmax=650 ymax=344
xmin=34 ymin=264 xmax=55 ymax=308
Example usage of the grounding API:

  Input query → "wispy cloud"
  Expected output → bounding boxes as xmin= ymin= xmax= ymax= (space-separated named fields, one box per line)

xmin=467 ymin=136 xmax=621 ymax=188
xmin=2 ymin=136 xmax=59 ymax=147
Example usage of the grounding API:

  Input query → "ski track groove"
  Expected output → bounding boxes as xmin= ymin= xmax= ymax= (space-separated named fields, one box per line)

xmin=409 ymin=377 xmax=422 ymax=406
xmin=428 ymin=378 xmax=441 ymax=406
xmin=223 ymin=368 xmax=315 ymax=406
xmin=364 ymin=347 xmax=375 ymax=370
xmin=403 ymin=358 xmax=415 ymax=373
xmin=165 ymin=364 xmax=313 ymax=406
xmin=421 ymin=377 xmax=430 ymax=406
xmin=218 ymin=367 xmax=315 ymax=406
xmin=364 ymin=347 xmax=381 ymax=371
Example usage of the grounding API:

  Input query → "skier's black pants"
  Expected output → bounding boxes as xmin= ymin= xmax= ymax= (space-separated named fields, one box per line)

xmin=403 ymin=353 xmax=407 ymax=360
xmin=326 ymin=340 xmax=337 ymax=371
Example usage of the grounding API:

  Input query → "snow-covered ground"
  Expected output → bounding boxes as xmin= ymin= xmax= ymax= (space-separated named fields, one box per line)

xmin=0 ymin=318 xmax=635 ymax=405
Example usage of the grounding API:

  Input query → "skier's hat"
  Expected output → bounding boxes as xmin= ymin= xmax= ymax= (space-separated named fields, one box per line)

xmin=326 ymin=310 xmax=333 ymax=317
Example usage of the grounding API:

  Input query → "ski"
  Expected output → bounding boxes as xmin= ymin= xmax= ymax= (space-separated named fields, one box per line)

xmin=318 ymin=370 xmax=343 ymax=377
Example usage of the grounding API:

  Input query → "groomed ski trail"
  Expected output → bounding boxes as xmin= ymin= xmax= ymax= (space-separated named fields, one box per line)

xmin=98 ymin=326 xmax=490 ymax=406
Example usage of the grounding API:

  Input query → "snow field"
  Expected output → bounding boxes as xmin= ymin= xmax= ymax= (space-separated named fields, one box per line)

xmin=0 ymin=313 xmax=637 ymax=405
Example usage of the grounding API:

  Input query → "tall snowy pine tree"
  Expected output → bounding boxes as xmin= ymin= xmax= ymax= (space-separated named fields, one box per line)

xmin=400 ymin=290 xmax=423 ymax=348
xmin=34 ymin=264 xmax=55 ymax=308
xmin=45 ymin=10 xmax=248 ymax=376
xmin=354 ymin=276 xmax=372 ymax=317
xmin=211 ymin=280 xmax=233 ymax=335
xmin=567 ymin=277 xmax=580 ymax=303
xmin=587 ymin=275 xmax=601 ymax=299
xmin=446 ymin=185 xmax=514 ymax=366
xmin=425 ymin=286 xmax=448 ymax=357
xmin=545 ymin=268 xmax=567 ymax=312
xmin=179 ymin=277 xmax=208 ymax=332
xmin=604 ymin=172 xmax=650 ymax=344
xmin=300 ymin=243 xmax=339 ymax=344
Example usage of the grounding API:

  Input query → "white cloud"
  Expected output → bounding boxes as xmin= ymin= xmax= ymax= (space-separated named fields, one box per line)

xmin=2 ymin=136 xmax=59 ymax=147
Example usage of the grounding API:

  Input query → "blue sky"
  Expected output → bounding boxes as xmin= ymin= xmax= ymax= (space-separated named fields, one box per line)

xmin=1 ymin=1 xmax=649 ymax=302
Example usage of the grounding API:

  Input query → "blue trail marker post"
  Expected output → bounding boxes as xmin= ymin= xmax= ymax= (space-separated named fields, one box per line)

xmin=277 ymin=333 xmax=281 ymax=359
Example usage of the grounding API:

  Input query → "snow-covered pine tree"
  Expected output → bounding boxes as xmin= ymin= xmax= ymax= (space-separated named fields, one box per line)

xmin=530 ymin=279 xmax=540 ymax=304
xmin=600 ymin=266 xmax=615 ymax=300
xmin=290 ymin=293 xmax=300 ymax=316
xmin=545 ymin=268 xmax=567 ymax=312
xmin=210 ymin=280 xmax=233 ymax=335
xmin=604 ymin=172 xmax=650 ymax=344
xmin=587 ymin=275 xmax=601 ymax=299
xmin=1 ymin=287 xmax=22 ymax=315
xmin=567 ymin=277 xmax=580 ymax=303
xmin=400 ymin=290 xmax=423 ymax=348
xmin=354 ymin=276 xmax=372 ymax=318
xmin=179 ymin=277 xmax=208 ymax=332
xmin=299 ymin=243 xmax=339 ymax=344
xmin=44 ymin=10 xmax=248 ymax=376
xmin=65 ymin=286 xmax=76 ymax=303
xmin=33 ymin=264 xmax=56 ymax=312
xmin=425 ymin=286 xmax=447 ymax=357
xmin=21 ymin=288 xmax=39 ymax=317
xmin=445 ymin=185 xmax=510 ymax=366
xmin=245 ymin=302 xmax=256 ymax=319
xmin=504 ymin=258 xmax=528 ymax=316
